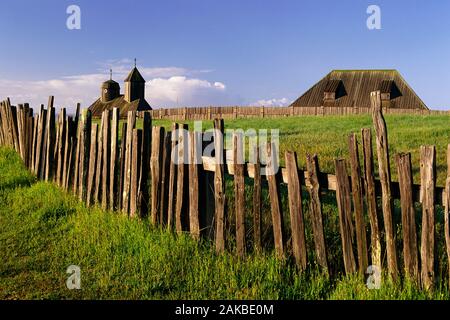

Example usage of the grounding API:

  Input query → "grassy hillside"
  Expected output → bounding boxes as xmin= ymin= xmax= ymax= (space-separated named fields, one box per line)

xmin=0 ymin=146 xmax=449 ymax=300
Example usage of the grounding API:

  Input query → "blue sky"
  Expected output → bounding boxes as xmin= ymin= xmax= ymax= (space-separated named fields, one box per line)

xmin=1 ymin=0 xmax=450 ymax=112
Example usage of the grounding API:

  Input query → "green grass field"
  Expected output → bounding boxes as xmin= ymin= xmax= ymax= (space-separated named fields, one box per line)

xmin=1 ymin=113 xmax=450 ymax=300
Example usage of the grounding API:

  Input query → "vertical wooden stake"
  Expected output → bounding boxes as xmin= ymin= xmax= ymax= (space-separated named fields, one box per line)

xmin=420 ymin=145 xmax=436 ymax=291
xmin=214 ymin=119 xmax=226 ymax=252
xmin=285 ymin=151 xmax=307 ymax=271
xmin=101 ymin=110 xmax=111 ymax=210
xmin=122 ymin=111 xmax=136 ymax=214
xmin=138 ymin=113 xmax=152 ymax=218
xmin=335 ymin=159 xmax=357 ymax=275
xmin=267 ymin=142 xmax=284 ymax=258
xmin=118 ymin=123 xmax=127 ymax=212
xmin=445 ymin=144 xmax=450 ymax=289
xmin=175 ymin=124 xmax=189 ymax=233
xmin=87 ymin=124 xmax=98 ymax=206
xmin=130 ymin=129 xmax=143 ymax=217
xmin=371 ymin=90 xmax=398 ymax=280
xmin=151 ymin=126 xmax=164 ymax=224
xmin=110 ymin=108 xmax=119 ymax=211
xmin=78 ymin=109 xmax=92 ymax=203
xmin=361 ymin=128 xmax=382 ymax=270
xmin=234 ymin=132 xmax=246 ymax=257
xmin=395 ymin=152 xmax=419 ymax=283
xmin=167 ymin=123 xmax=179 ymax=229
xmin=189 ymin=131 xmax=201 ymax=240
xmin=253 ymin=145 xmax=262 ymax=251
xmin=348 ymin=133 xmax=368 ymax=274
xmin=306 ymin=154 xmax=329 ymax=274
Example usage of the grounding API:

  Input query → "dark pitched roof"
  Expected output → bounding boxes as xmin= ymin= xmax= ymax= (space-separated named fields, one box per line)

xmin=88 ymin=95 xmax=152 ymax=118
xmin=291 ymin=70 xmax=428 ymax=110
xmin=124 ymin=67 xmax=145 ymax=82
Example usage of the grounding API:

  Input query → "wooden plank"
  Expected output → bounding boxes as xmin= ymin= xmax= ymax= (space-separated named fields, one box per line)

xmin=151 ymin=126 xmax=164 ymax=224
xmin=267 ymin=142 xmax=284 ymax=258
xmin=78 ymin=109 xmax=92 ymax=202
xmin=420 ymin=145 xmax=436 ymax=291
xmin=122 ymin=111 xmax=136 ymax=213
xmin=35 ymin=108 xmax=46 ymax=177
xmin=109 ymin=108 xmax=120 ymax=211
xmin=94 ymin=114 xmax=104 ymax=204
xmin=102 ymin=110 xmax=111 ymax=210
xmin=56 ymin=109 xmax=67 ymax=186
xmin=335 ymin=158 xmax=357 ymax=275
xmin=45 ymin=105 xmax=56 ymax=181
xmin=371 ymin=90 xmax=398 ymax=280
xmin=189 ymin=131 xmax=201 ymax=240
xmin=445 ymin=144 xmax=450 ymax=288
xmin=285 ymin=151 xmax=307 ymax=271
xmin=118 ymin=123 xmax=127 ymax=212
xmin=138 ymin=113 xmax=152 ymax=217
xmin=233 ymin=132 xmax=246 ymax=257
xmin=31 ymin=115 xmax=38 ymax=172
xmin=214 ymin=119 xmax=226 ymax=252
xmin=130 ymin=129 xmax=143 ymax=217
xmin=253 ymin=145 xmax=262 ymax=251
xmin=72 ymin=115 xmax=81 ymax=194
xmin=167 ymin=123 xmax=178 ymax=228
xmin=86 ymin=124 xmax=98 ymax=206
xmin=62 ymin=116 xmax=73 ymax=190
xmin=175 ymin=124 xmax=189 ymax=233
xmin=160 ymin=132 xmax=172 ymax=225
xmin=361 ymin=128 xmax=382 ymax=269
xmin=395 ymin=152 xmax=419 ymax=283
xmin=348 ymin=133 xmax=368 ymax=274
xmin=306 ymin=154 xmax=329 ymax=274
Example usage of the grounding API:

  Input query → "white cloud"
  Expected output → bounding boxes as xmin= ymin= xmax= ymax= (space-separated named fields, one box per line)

xmin=0 ymin=61 xmax=228 ymax=113
xmin=251 ymin=97 xmax=290 ymax=107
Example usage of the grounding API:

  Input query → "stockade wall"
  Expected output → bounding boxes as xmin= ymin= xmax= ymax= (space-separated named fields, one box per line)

xmin=144 ymin=105 xmax=450 ymax=121
xmin=1 ymin=92 xmax=450 ymax=290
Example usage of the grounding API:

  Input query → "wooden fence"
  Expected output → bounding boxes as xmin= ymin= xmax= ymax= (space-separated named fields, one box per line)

xmin=143 ymin=105 xmax=450 ymax=121
xmin=1 ymin=91 xmax=450 ymax=291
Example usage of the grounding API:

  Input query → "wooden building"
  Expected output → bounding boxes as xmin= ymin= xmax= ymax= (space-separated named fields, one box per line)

xmin=89 ymin=64 xmax=152 ymax=118
xmin=290 ymin=70 xmax=428 ymax=110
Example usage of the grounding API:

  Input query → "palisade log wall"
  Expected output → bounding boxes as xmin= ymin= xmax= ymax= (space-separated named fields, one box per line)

xmin=141 ymin=105 xmax=449 ymax=121
xmin=1 ymin=92 xmax=450 ymax=290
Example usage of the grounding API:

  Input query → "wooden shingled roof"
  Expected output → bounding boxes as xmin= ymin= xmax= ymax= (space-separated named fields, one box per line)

xmin=291 ymin=70 xmax=428 ymax=110
xmin=89 ymin=95 xmax=151 ymax=118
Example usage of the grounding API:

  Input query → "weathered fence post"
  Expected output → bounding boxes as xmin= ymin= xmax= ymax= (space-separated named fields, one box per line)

xmin=175 ymin=124 xmax=189 ymax=233
xmin=160 ymin=132 xmax=172 ymax=225
xmin=214 ymin=119 xmax=226 ymax=253
xmin=101 ymin=110 xmax=111 ymax=210
xmin=86 ymin=124 xmax=98 ymax=206
xmin=233 ymin=132 xmax=246 ymax=257
xmin=109 ymin=108 xmax=120 ymax=211
xmin=253 ymin=145 xmax=262 ymax=251
xmin=395 ymin=152 xmax=419 ymax=283
xmin=267 ymin=142 xmax=284 ymax=258
xmin=78 ymin=109 xmax=92 ymax=203
xmin=151 ymin=126 xmax=165 ymax=224
xmin=361 ymin=128 xmax=382 ymax=270
xmin=167 ymin=123 xmax=178 ymax=228
xmin=138 ymin=112 xmax=152 ymax=217
xmin=122 ymin=111 xmax=136 ymax=214
xmin=335 ymin=158 xmax=357 ymax=275
xmin=420 ymin=145 xmax=436 ymax=291
xmin=189 ymin=131 xmax=202 ymax=240
xmin=118 ymin=123 xmax=127 ymax=211
xmin=130 ymin=129 xmax=143 ymax=218
xmin=445 ymin=144 xmax=450 ymax=288
xmin=348 ymin=133 xmax=368 ymax=275
xmin=306 ymin=154 xmax=329 ymax=274
xmin=371 ymin=90 xmax=398 ymax=280
xmin=285 ymin=151 xmax=307 ymax=271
